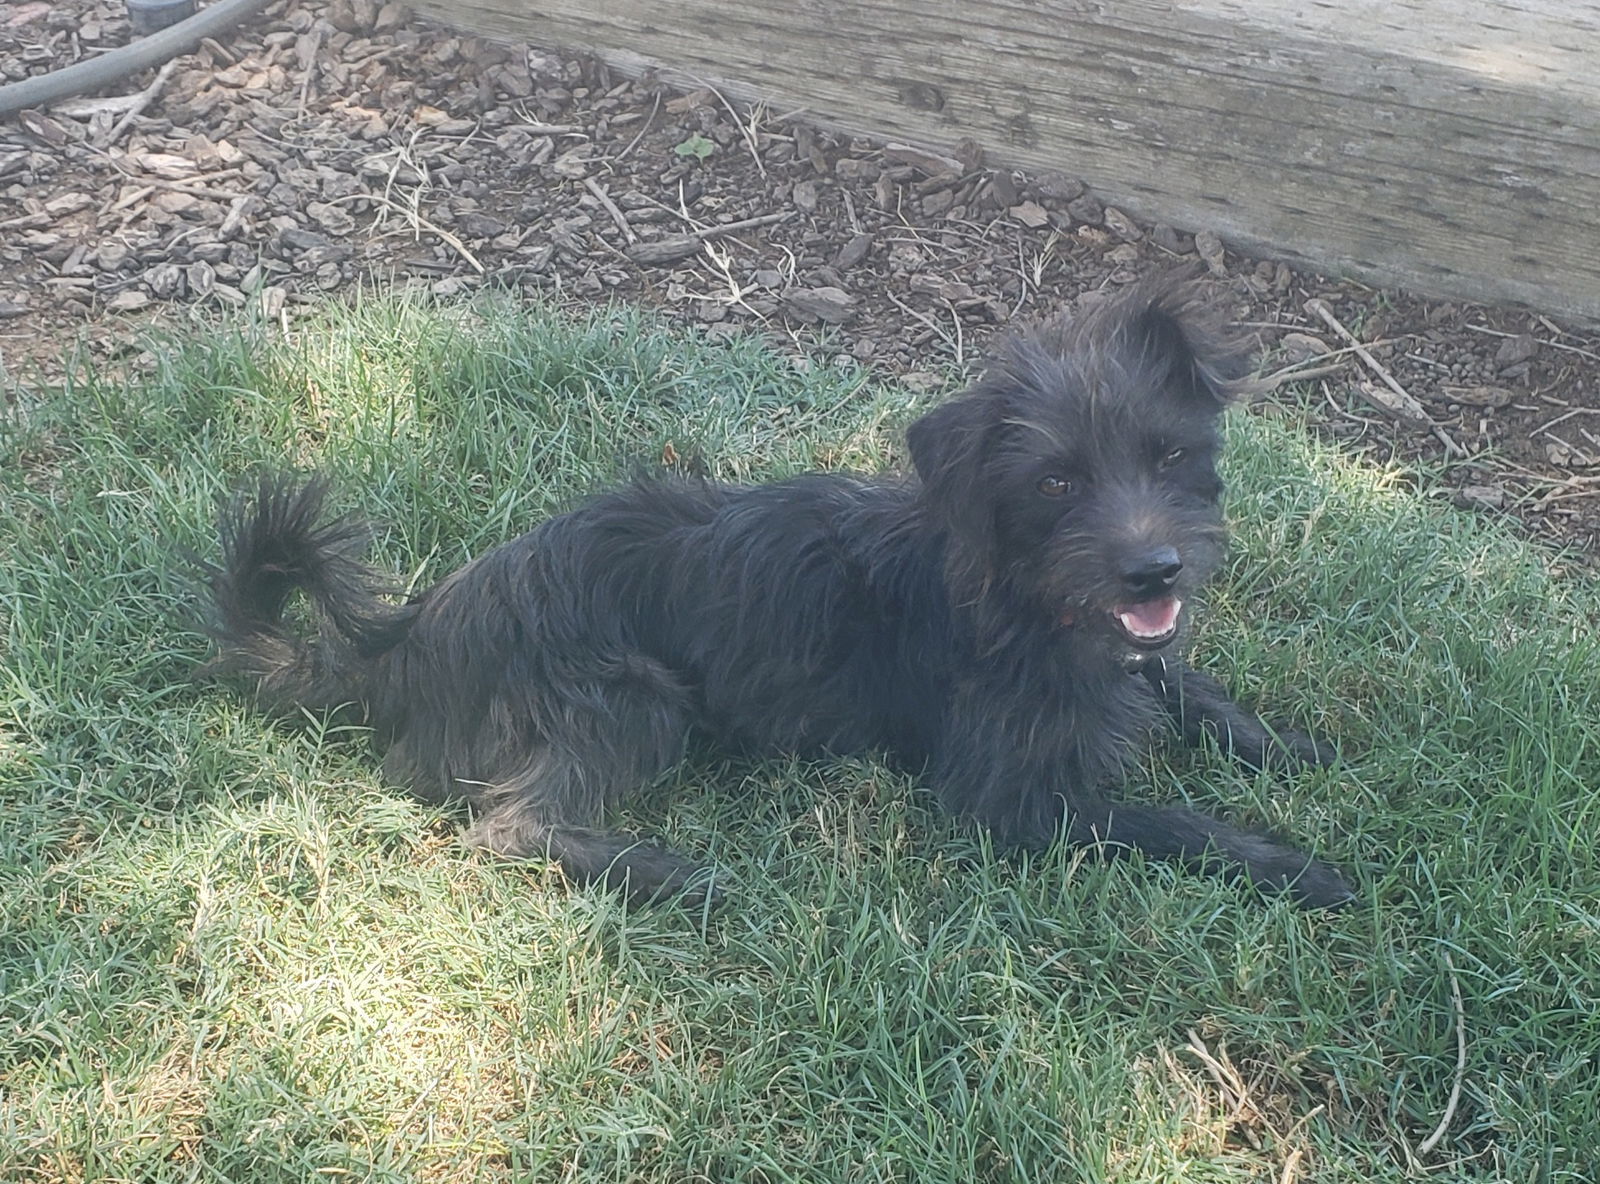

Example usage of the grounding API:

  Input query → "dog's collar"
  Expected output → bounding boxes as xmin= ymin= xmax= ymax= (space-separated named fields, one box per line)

xmin=1125 ymin=650 xmax=1170 ymax=682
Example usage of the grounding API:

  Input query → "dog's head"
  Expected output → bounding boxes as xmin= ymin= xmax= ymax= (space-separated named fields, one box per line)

xmin=907 ymin=278 xmax=1251 ymax=652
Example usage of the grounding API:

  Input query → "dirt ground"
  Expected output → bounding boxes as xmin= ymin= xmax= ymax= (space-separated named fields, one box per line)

xmin=6 ymin=0 xmax=1600 ymax=566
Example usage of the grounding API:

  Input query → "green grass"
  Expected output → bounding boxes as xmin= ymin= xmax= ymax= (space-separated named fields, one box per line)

xmin=2 ymin=295 xmax=1597 ymax=1183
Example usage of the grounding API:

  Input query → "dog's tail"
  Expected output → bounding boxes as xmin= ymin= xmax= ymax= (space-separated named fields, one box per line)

xmin=201 ymin=474 xmax=412 ymax=713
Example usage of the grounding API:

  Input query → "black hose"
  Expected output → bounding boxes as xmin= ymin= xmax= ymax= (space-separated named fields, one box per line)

xmin=0 ymin=0 xmax=277 ymax=120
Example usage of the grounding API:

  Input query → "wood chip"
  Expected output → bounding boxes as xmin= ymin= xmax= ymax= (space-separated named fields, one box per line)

xmin=1194 ymin=230 xmax=1226 ymax=274
xmin=1009 ymin=201 xmax=1049 ymax=228
xmin=625 ymin=235 xmax=702 ymax=265
xmin=106 ymin=290 xmax=150 ymax=312
xmin=1494 ymin=333 xmax=1539 ymax=368
xmin=16 ymin=109 xmax=67 ymax=146
xmin=1280 ymin=332 xmax=1331 ymax=363
xmin=834 ymin=233 xmax=874 ymax=270
xmin=883 ymin=143 xmax=961 ymax=177
xmin=1456 ymin=485 xmax=1506 ymax=510
xmin=1103 ymin=207 xmax=1142 ymax=241
xmin=1357 ymin=378 xmax=1431 ymax=425
xmin=1442 ymin=385 xmax=1513 ymax=408
xmin=784 ymin=286 xmax=855 ymax=324
xmin=129 ymin=152 xmax=199 ymax=180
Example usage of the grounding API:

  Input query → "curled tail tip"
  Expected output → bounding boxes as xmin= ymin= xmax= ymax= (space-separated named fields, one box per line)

xmin=224 ymin=469 xmax=414 ymax=659
xmin=219 ymin=471 xmax=379 ymax=577
xmin=219 ymin=471 xmax=348 ymax=560
xmin=202 ymin=470 xmax=403 ymax=706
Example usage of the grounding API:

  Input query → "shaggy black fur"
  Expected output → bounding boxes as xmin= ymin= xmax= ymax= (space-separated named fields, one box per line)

xmin=202 ymin=278 xmax=1353 ymax=908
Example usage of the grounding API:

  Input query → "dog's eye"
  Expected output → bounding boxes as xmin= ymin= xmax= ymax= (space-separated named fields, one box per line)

xmin=1036 ymin=475 xmax=1072 ymax=498
xmin=1159 ymin=447 xmax=1187 ymax=469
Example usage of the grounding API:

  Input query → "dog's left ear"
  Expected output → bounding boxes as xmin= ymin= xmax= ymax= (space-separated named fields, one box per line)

xmin=1122 ymin=283 xmax=1254 ymax=409
xmin=906 ymin=389 xmax=998 ymax=549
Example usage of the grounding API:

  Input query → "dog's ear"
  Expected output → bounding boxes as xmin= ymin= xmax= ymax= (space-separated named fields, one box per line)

xmin=1121 ymin=281 xmax=1254 ymax=409
xmin=906 ymin=389 xmax=999 ymax=549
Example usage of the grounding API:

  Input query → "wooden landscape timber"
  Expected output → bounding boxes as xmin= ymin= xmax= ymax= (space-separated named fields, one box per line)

xmin=409 ymin=0 xmax=1600 ymax=321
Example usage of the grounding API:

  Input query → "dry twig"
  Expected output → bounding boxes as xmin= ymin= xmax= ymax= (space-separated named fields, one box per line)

xmin=615 ymin=91 xmax=661 ymax=163
xmin=1257 ymin=361 xmax=1349 ymax=392
xmin=107 ymin=170 xmax=252 ymax=203
xmin=582 ymin=177 xmax=637 ymax=243
xmin=97 ymin=59 xmax=180 ymax=148
xmin=1185 ymin=1029 xmax=1255 ymax=1125
xmin=296 ymin=24 xmax=325 ymax=118
xmin=651 ymin=205 xmax=793 ymax=239
xmin=1415 ymin=954 xmax=1468 ymax=1158
xmin=1305 ymin=299 xmax=1463 ymax=456
xmin=1465 ymin=322 xmax=1600 ymax=364
xmin=326 ymin=194 xmax=484 ymax=273
xmin=1278 ymin=1147 xmax=1303 ymax=1184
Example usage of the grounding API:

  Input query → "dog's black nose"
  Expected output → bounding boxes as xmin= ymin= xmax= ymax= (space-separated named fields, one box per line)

xmin=1122 ymin=547 xmax=1183 ymax=597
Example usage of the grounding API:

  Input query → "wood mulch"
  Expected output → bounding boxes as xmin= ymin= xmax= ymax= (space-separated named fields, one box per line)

xmin=5 ymin=0 xmax=1600 ymax=566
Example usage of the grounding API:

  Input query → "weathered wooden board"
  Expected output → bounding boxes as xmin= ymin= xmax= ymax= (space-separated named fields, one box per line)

xmin=411 ymin=0 xmax=1600 ymax=320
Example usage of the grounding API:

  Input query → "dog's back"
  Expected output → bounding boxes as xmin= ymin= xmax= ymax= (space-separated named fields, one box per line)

xmin=404 ymin=473 xmax=957 ymax=761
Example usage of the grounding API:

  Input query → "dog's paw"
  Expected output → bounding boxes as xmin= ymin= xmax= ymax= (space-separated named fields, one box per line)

xmin=1276 ymin=728 xmax=1336 ymax=770
xmin=609 ymin=845 xmax=725 ymax=909
xmin=1254 ymin=854 xmax=1354 ymax=910
xmin=648 ymin=861 xmax=725 ymax=910
xmin=1230 ymin=724 xmax=1335 ymax=773
xmin=1285 ymin=859 xmax=1356 ymax=910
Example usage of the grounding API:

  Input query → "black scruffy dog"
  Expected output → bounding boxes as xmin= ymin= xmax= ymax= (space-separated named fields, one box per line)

xmin=204 ymin=279 xmax=1352 ymax=908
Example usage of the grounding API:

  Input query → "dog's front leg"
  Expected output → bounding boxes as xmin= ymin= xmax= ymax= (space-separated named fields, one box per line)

xmin=1064 ymin=796 xmax=1355 ymax=909
xmin=932 ymin=747 xmax=1352 ymax=908
xmin=1139 ymin=657 xmax=1330 ymax=771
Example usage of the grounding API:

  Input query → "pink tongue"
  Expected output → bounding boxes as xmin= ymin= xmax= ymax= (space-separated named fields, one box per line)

xmin=1116 ymin=596 xmax=1182 ymax=639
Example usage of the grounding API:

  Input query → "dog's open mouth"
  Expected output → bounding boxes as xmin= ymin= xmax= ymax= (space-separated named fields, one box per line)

xmin=1112 ymin=595 xmax=1182 ymax=649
